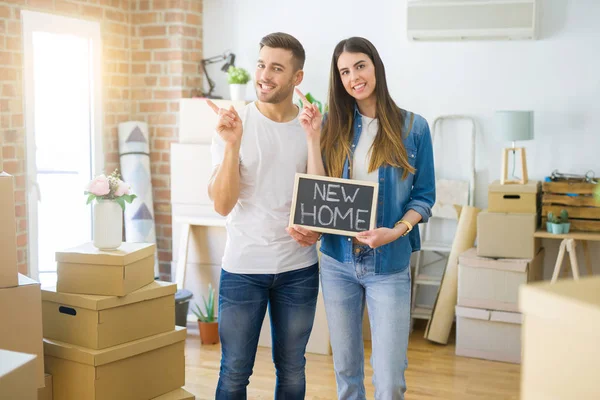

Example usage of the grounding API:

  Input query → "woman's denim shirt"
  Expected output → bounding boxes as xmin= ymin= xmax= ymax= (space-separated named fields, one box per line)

xmin=319 ymin=106 xmax=436 ymax=274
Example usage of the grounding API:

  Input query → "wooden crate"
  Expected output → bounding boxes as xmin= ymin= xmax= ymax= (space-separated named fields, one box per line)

xmin=542 ymin=181 xmax=600 ymax=232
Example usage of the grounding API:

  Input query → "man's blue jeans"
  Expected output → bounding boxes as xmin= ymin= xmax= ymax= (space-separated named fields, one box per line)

xmin=215 ymin=263 xmax=319 ymax=400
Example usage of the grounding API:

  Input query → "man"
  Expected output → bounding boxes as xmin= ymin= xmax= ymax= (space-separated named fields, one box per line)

xmin=207 ymin=32 xmax=321 ymax=399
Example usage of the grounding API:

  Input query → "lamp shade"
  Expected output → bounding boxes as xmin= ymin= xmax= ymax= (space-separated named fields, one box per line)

xmin=495 ymin=111 xmax=534 ymax=142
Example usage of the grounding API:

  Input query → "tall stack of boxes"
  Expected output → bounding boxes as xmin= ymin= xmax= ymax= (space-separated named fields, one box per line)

xmin=0 ymin=170 xmax=46 ymax=397
xmin=455 ymin=180 xmax=545 ymax=363
xmin=42 ymin=242 xmax=192 ymax=399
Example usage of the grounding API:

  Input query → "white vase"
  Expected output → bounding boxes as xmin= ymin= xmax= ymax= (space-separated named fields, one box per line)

xmin=93 ymin=200 xmax=123 ymax=250
xmin=229 ymin=84 xmax=247 ymax=101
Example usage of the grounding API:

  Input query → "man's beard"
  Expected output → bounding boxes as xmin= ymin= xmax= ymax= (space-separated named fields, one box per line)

xmin=255 ymin=80 xmax=294 ymax=104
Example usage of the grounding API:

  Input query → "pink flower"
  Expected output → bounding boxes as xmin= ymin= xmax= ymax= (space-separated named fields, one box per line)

xmin=87 ymin=175 xmax=110 ymax=196
xmin=114 ymin=180 xmax=131 ymax=197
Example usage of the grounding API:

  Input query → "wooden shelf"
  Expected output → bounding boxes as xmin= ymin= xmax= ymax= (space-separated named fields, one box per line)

xmin=533 ymin=229 xmax=600 ymax=241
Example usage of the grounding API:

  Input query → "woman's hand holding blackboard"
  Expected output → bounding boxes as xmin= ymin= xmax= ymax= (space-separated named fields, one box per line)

xmin=355 ymin=227 xmax=405 ymax=249
xmin=296 ymin=89 xmax=322 ymax=142
xmin=206 ymin=100 xmax=243 ymax=147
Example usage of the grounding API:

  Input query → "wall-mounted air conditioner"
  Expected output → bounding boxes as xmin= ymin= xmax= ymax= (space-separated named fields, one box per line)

xmin=407 ymin=0 xmax=538 ymax=41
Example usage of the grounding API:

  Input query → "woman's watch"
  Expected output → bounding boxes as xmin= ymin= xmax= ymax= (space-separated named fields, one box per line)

xmin=394 ymin=220 xmax=413 ymax=237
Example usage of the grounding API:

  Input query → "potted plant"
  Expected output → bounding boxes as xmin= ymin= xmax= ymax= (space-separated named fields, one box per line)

xmin=560 ymin=209 xmax=570 ymax=234
xmin=192 ymin=283 xmax=219 ymax=345
xmin=84 ymin=169 xmax=137 ymax=250
xmin=547 ymin=212 xmax=562 ymax=234
xmin=227 ymin=66 xmax=251 ymax=101
xmin=547 ymin=210 xmax=570 ymax=234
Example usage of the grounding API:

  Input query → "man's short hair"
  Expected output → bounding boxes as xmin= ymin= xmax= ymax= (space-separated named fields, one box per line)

xmin=259 ymin=32 xmax=306 ymax=70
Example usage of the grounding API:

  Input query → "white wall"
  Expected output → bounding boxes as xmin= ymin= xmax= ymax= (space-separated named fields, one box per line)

xmin=202 ymin=0 xmax=600 ymax=280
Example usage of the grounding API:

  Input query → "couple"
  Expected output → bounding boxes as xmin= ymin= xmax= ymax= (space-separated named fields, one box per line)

xmin=207 ymin=32 xmax=436 ymax=400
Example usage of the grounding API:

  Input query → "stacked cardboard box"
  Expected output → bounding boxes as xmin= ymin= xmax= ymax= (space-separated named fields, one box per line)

xmin=455 ymin=180 xmax=545 ymax=364
xmin=152 ymin=387 xmax=196 ymax=400
xmin=0 ymin=349 xmax=38 ymax=400
xmin=519 ymin=276 xmax=600 ymax=399
xmin=0 ymin=172 xmax=46 ymax=392
xmin=43 ymin=242 xmax=189 ymax=400
xmin=38 ymin=373 xmax=53 ymax=400
xmin=477 ymin=180 xmax=542 ymax=259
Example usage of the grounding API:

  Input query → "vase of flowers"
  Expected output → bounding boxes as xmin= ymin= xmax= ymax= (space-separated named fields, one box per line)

xmin=85 ymin=169 xmax=137 ymax=250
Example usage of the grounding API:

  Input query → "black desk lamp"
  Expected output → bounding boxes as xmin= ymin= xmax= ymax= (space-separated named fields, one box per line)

xmin=194 ymin=52 xmax=236 ymax=99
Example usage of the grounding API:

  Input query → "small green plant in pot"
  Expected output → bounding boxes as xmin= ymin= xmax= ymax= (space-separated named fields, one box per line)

xmin=547 ymin=212 xmax=562 ymax=234
xmin=227 ymin=66 xmax=251 ymax=101
xmin=560 ymin=209 xmax=570 ymax=233
xmin=192 ymin=284 xmax=219 ymax=345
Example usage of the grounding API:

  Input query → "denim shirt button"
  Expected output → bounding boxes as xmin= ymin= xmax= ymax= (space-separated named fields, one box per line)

xmin=347 ymin=238 xmax=351 ymax=242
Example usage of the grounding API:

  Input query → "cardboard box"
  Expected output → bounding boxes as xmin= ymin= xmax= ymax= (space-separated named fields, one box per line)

xmin=56 ymin=242 xmax=155 ymax=296
xmin=488 ymin=180 xmax=540 ymax=214
xmin=0 ymin=274 xmax=45 ymax=388
xmin=0 ymin=349 xmax=38 ymax=400
xmin=458 ymin=247 xmax=545 ymax=312
xmin=152 ymin=387 xmax=195 ymax=400
xmin=519 ymin=276 xmax=600 ymax=400
xmin=477 ymin=212 xmax=541 ymax=259
xmin=42 ymin=281 xmax=176 ymax=349
xmin=171 ymin=143 xmax=224 ymax=219
xmin=455 ymin=306 xmax=522 ymax=364
xmin=0 ymin=173 xmax=18 ymax=288
xmin=44 ymin=327 xmax=186 ymax=400
xmin=38 ymin=373 xmax=53 ymax=400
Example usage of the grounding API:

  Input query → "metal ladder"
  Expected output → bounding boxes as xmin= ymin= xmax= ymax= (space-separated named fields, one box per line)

xmin=410 ymin=115 xmax=476 ymax=326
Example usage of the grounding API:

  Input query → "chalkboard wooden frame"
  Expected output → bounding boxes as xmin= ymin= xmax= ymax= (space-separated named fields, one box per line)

xmin=288 ymin=173 xmax=379 ymax=237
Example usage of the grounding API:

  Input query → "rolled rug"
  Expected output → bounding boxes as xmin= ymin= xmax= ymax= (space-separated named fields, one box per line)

xmin=118 ymin=121 xmax=159 ymax=278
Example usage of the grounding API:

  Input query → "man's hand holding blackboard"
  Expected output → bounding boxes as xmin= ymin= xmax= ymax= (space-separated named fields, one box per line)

xmin=206 ymin=99 xmax=243 ymax=147
xmin=355 ymin=227 xmax=406 ymax=249
xmin=286 ymin=225 xmax=320 ymax=247
xmin=296 ymin=89 xmax=322 ymax=141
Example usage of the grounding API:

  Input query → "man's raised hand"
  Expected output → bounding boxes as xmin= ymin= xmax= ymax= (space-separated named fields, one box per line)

xmin=296 ymin=88 xmax=322 ymax=141
xmin=206 ymin=100 xmax=243 ymax=146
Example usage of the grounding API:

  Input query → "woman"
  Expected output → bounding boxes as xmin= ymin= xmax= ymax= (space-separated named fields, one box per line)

xmin=293 ymin=37 xmax=435 ymax=400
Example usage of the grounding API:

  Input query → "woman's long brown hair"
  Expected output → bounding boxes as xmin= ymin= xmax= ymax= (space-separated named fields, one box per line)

xmin=322 ymin=37 xmax=415 ymax=179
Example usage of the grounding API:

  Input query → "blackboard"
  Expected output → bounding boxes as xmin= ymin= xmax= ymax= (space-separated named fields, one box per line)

xmin=289 ymin=173 xmax=379 ymax=236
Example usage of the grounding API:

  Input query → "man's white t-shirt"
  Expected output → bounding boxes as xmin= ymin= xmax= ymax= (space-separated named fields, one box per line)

xmin=210 ymin=102 xmax=318 ymax=274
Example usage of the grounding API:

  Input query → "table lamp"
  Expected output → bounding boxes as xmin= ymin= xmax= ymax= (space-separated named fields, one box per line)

xmin=193 ymin=51 xmax=236 ymax=99
xmin=495 ymin=110 xmax=534 ymax=185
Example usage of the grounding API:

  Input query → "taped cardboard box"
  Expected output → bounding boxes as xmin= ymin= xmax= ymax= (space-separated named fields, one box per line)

xmin=42 ymin=281 xmax=176 ymax=349
xmin=56 ymin=242 xmax=155 ymax=296
xmin=519 ymin=276 xmax=600 ymax=400
xmin=0 ymin=274 xmax=45 ymax=388
xmin=477 ymin=212 xmax=541 ymax=259
xmin=0 ymin=172 xmax=18 ymax=288
xmin=0 ymin=349 xmax=37 ymax=400
xmin=152 ymin=387 xmax=195 ymax=400
xmin=455 ymin=306 xmax=522 ymax=364
xmin=458 ymin=247 xmax=545 ymax=312
xmin=38 ymin=373 xmax=53 ymax=400
xmin=488 ymin=180 xmax=540 ymax=214
xmin=44 ymin=326 xmax=186 ymax=400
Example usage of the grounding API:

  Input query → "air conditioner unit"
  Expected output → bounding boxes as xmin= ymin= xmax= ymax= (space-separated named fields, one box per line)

xmin=407 ymin=0 xmax=538 ymax=41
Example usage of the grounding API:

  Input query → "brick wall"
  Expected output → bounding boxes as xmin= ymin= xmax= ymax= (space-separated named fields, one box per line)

xmin=0 ymin=0 xmax=203 ymax=280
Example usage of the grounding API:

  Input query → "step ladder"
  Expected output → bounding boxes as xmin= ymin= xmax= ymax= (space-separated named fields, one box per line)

xmin=410 ymin=115 xmax=476 ymax=326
